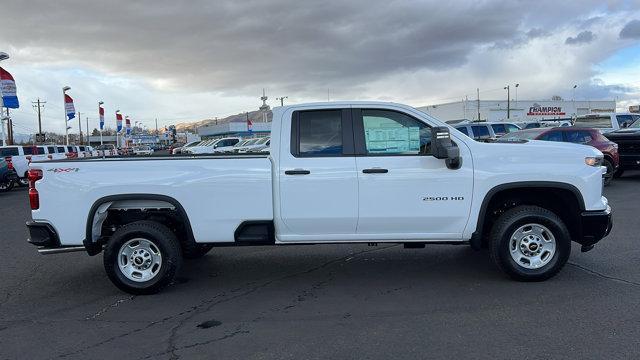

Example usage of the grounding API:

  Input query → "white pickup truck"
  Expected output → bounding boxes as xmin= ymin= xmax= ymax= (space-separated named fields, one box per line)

xmin=26 ymin=102 xmax=612 ymax=294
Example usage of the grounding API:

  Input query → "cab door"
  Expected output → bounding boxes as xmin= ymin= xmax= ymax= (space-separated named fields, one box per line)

xmin=353 ymin=107 xmax=473 ymax=240
xmin=276 ymin=108 xmax=359 ymax=241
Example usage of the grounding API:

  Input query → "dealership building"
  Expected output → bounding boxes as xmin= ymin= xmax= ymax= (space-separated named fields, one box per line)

xmin=417 ymin=99 xmax=616 ymax=123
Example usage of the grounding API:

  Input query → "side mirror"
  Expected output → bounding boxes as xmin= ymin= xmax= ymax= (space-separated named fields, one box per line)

xmin=431 ymin=126 xmax=461 ymax=170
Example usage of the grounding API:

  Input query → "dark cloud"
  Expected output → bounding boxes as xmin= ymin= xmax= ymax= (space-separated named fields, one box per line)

xmin=0 ymin=0 xmax=615 ymax=95
xmin=619 ymin=19 xmax=640 ymax=39
xmin=565 ymin=30 xmax=595 ymax=45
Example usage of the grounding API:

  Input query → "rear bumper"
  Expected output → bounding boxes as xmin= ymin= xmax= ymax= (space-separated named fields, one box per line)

xmin=26 ymin=221 xmax=60 ymax=247
xmin=576 ymin=206 xmax=612 ymax=247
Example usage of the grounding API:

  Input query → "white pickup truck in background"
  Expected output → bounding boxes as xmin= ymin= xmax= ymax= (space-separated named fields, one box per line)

xmin=26 ymin=101 xmax=612 ymax=294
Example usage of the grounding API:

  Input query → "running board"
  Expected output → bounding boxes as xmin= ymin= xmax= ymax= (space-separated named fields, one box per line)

xmin=38 ymin=246 xmax=86 ymax=255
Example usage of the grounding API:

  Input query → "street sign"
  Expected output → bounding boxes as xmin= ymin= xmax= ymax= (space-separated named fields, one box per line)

xmin=35 ymin=133 xmax=46 ymax=143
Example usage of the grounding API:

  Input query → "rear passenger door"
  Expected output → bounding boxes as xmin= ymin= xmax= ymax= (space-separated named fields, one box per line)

xmin=277 ymin=108 xmax=359 ymax=240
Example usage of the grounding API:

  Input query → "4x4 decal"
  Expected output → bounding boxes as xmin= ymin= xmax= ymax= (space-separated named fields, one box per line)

xmin=47 ymin=168 xmax=79 ymax=173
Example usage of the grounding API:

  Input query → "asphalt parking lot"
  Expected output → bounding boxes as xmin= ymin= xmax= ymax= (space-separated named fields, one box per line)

xmin=1 ymin=174 xmax=639 ymax=360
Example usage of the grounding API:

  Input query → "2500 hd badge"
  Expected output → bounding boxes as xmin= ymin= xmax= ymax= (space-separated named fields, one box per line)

xmin=422 ymin=196 xmax=465 ymax=201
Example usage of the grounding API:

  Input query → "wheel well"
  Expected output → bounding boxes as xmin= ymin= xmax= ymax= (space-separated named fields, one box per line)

xmin=475 ymin=186 xmax=583 ymax=248
xmin=84 ymin=195 xmax=196 ymax=255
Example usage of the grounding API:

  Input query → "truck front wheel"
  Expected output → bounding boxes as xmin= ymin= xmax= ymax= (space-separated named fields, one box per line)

xmin=489 ymin=205 xmax=571 ymax=281
xmin=104 ymin=221 xmax=182 ymax=294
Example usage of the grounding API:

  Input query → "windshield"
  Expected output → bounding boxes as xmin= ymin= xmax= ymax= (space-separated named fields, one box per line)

xmin=500 ymin=129 xmax=547 ymax=140
xmin=627 ymin=116 xmax=640 ymax=128
xmin=574 ymin=116 xmax=611 ymax=128
xmin=256 ymin=137 xmax=270 ymax=145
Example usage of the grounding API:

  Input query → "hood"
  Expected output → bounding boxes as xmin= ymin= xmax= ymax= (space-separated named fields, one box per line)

xmin=481 ymin=138 xmax=602 ymax=157
xmin=605 ymin=128 xmax=640 ymax=140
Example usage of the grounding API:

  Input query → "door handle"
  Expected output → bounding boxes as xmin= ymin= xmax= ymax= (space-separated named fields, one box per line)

xmin=362 ymin=168 xmax=389 ymax=174
xmin=285 ymin=169 xmax=311 ymax=175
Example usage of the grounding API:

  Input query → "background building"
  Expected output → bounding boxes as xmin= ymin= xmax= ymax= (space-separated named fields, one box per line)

xmin=417 ymin=99 xmax=616 ymax=123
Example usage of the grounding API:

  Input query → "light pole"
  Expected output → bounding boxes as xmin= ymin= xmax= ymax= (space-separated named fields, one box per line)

xmin=504 ymin=85 xmax=510 ymax=119
xmin=276 ymin=96 xmax=288 ymax=106
xmin=63 ymin=86 xmax=71 ymax=145
xmin=0 ymin=52 xmax=8 ymax=146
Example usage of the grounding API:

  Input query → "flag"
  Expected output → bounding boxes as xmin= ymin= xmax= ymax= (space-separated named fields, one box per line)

xmin=116 ymin=112 xmax=123 ymax=132
xmin=99 ymin=105 xmax=105 ymax=130
xmin=0 ymin=67 xmax=19 ymax=108
xmin=65 ymin=94 xmax=75 ymax=120
xmin=247 ymin=116 xmax=253 ymax=133
xmin=125 ymin=116 xmax=131 ymax=135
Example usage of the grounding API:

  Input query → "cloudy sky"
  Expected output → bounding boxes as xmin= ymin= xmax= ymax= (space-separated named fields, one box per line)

xmin=1 ymin=0 xmax=639 ymax=134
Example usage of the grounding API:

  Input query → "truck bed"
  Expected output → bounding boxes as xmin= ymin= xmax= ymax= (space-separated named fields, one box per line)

xmin=30 ymin=155 xmax=274 ymax=246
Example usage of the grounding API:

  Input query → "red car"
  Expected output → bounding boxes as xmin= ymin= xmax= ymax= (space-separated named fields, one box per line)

xmin=501 ymin=127 xmax=619 ymax=185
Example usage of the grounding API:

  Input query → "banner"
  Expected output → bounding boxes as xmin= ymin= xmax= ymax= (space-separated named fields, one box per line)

xmin=0 ymin=67 xmax=19 ymax=108
xmin=116 ymin=112 xmax=123 ymax=132
xmin=64 ymin=94 xmax=75 ymax=120
xmin=99 ymin=105 xmax=105 ymax=130
xmin=125 ymin=116 xmax=131 ymax=135
xmin=247 ymin=116 xmax=253 ymax=133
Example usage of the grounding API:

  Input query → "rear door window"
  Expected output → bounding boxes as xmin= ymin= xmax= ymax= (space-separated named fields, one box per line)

xmin=491 ymin=124 xmax=506 ymax=135
xmin=455 ymin=126 xmax=469 ymax=136
xmin=57 ymin=146 xmax=65 ymax=153
xmin=0 ymin=147 xmax=19 ymax=156
xmin=565 ymin=130 xmax=593 ymax=144
xmin=67 ymin=146 xmax=75 ymax=152
xmin=47 ymin=146 xmax=56 ymax=153
xmin=538 ymin=131 xmax=564 ymax=142
xmin=22 ymin=146 xmax=37 ymax=155
xmin=574 ymin=116 xmax=611 ymax=128
xmin=505 ymin=124 xmax=520 ymax=133
xmin=295 ymin=110 xmax=344 ymax=156
xmin=616 ymin=115 xmax=634 ymax=127
xmin=470 ymin=125 xmax=490 ymax=140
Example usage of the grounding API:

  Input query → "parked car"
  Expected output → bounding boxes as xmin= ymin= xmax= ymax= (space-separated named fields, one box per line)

xmin=573 ymin=113 xmax=640 ymax=134
xmin=0 ymin=145 xmax=55 ymax=186
xmin=132 ymin=145 xmax=154 ymax=156
xmin=26 ymin=101 xmax=611 ymax=294
xmin=230 ymin=139 xmax=256 ymax=153
xmin=454 ymin=122 xmax=521 ymax=141
xmin=210 ymin=137 xmax=242 ymax=153
xmin=172 ymin=140 xmax=202 ymax=154
xmin=0 ymin=157 xmax=18 ymax=192
xmin=604 ymin=119 xmax=640 ymax=178
xmin=96 ymin=144 xmax=117 ymax=156
xmin=501 ymin=127 xmax=619 ymax=185
xmin=240 ymin=137 xmax=271 ymax=153
xmin=187 ymin=137 xmax=241 ymax=154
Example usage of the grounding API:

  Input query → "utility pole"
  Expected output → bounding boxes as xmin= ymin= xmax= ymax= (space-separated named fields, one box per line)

xmin=32 ymin=98 xmax=46 ymax=142
xmin=155 ymin=118 xmax=158 ymax=135
xmin=477 ymin=88 xmax=481 ymax=121
xmin=86 ymin=116 xmax=89 ymax=145
xmin=276 ymin=96 xmax=288 ymax=106
xmin=6 ymin=108 xmax=13 ymax=145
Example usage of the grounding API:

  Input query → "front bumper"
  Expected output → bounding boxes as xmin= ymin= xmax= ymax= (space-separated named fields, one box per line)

xmin=619 ymin=154 xmax=640 ymax=169
xmin=576 ymin=206 xmax=612 ymax=249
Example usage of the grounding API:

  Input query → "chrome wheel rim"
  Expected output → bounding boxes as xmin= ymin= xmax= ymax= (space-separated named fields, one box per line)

xmin=118 ymin=238 xmax=162 ymax=282
xmin=509 ymin=223 xmax=556 ymax=269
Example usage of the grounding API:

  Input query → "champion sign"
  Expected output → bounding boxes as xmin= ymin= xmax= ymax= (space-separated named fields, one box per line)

xmin=527 ymin=103 xmax=566 ymax=116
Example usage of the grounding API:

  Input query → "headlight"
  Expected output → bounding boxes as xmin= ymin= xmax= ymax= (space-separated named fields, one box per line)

xmin=585 ymin=156 xmax=603 ymax=167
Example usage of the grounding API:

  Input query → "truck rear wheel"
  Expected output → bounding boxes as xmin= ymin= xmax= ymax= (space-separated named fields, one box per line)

xmin=104 ymin=221 xmax=182 ymax=295
xmin=489 ymin=205 xmax=571 ymax=281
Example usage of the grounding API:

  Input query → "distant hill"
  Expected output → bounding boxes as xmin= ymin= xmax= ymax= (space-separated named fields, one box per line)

xmin=175 ymin=109 xmax=272 ymax=132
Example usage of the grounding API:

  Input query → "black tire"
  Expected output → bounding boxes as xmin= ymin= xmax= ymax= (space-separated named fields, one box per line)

xmin=613 ymin=168 xmax=624 ymax=178
xmin=489 ymin=205 xmax=571 ymax=282
xmin=603 ymin=159 xmax=614 ymax=186
xmin=104 ymin=220 xmax=182 ymax=295
xmin=182 ymin=243 xmax=214 ymax=260
xmin=0 ymin=180 xmax=14 ymax=192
